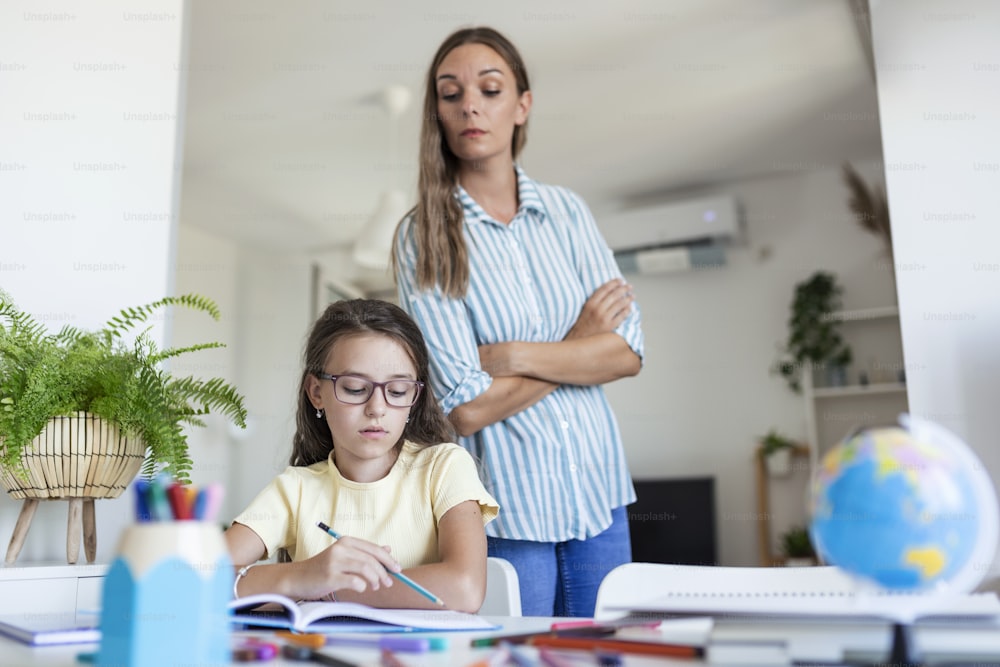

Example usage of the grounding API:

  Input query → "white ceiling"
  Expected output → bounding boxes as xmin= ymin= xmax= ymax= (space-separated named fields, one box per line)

xmin=179 ymin=0 xmax=882 ymax=257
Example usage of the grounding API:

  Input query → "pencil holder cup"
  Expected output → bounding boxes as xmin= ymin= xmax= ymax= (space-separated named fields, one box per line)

xmin=97 ymin=521 xmax=232 ymax=667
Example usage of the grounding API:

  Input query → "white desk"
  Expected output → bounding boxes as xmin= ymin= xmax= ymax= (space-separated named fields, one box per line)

xmin=0 ymin=616 xmax=692 ymax=666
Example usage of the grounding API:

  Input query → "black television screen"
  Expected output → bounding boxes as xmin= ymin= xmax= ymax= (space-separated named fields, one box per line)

xmin=627 ymin=477 xmax=717 ymax=566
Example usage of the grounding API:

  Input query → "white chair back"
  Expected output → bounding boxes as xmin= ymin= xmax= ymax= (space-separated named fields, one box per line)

xmin=478 ymin=556 xmax=522 ymax=616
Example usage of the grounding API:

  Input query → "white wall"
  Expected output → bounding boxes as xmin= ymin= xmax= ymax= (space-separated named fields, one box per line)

xmin=599 ymin=159 xmax=895 ymax=566
xmin=871 ymin=0 xmax=1000 ymax=577
xmin=0 ymin=1 xmax=186 ymax=562
xmin=172 ymin=226 xmax=240 ymax=517
xmin=172 ymin=225 xmax=315 ymax=526
xmin=228 ymin=245 xmax=313 ymax=523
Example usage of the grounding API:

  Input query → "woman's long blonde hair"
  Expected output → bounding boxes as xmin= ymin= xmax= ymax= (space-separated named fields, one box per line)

xmin=392 ymin=27 xmax=531 ymax=298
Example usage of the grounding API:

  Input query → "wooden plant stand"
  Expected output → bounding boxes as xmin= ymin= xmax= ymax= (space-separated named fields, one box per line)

xmin=754 ymin=442 xmax=811 ymax=566
xmin=1 ymin=412 xmax=144 ymax=564
xmin=5 ymin=497 xmax=99 ymax=565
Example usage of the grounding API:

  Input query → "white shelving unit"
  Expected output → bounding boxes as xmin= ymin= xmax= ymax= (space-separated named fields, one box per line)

xmin=0 ymin=562 xmax=106 ymax=615
xmin=803 ymin=305 xmax=909 ymax=468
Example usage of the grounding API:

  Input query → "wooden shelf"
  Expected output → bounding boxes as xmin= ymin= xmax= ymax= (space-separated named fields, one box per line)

xmin=812 ymin=382 xmax=907 ymax=399
xmin=824 ymin=306 xmax=899 ymax=322
xmin=802 ymin=304 xmax=909 ymax=468
xmin=754 ymin=443 xmax=811 ymax=567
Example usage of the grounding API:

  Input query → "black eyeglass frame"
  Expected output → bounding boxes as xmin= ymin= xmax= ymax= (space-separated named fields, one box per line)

xmin=315 ymin=372 xmax=424 ymax=408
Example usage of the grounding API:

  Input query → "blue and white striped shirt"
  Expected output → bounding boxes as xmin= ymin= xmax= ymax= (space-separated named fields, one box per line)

xmin=395 ymin=167 xmax=644 ymax=542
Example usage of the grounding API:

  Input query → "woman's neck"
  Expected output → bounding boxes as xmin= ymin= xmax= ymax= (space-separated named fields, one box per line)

xmin=458 ymin=159 xmax=519 ymax=224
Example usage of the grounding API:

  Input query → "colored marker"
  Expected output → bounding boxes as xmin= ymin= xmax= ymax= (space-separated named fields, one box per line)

xmin=327 ymin=636 xmax=432 ymax=653
xmin=133 ymin=480 xmax=151 ymax=522
xmin=232 ymin=639 xmax=278 ymax=662
xmin=316 ymin=521 xmax=446 ymax=607
xmin=192 ymin=482 xmax=224 ymax=521
xmin=166 ymin=483 xmax=192 ymax=520
xmin=277 ymin=631 xmax=327 ymax=649
xmin=471 ymin=624 xmax=616 ymax=648
xmin=530 ymin=635 xmax=704 ymax=658
xmin=145 ymin=476 xmax=172 ymax=521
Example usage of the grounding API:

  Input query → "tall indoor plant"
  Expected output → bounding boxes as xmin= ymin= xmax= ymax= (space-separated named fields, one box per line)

xmin=773 ymin=272 xmax=852 ymax=393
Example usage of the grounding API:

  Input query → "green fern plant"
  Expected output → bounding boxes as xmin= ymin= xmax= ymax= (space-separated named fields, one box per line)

xmin=0 ymin=292 xmax=247 ymax=484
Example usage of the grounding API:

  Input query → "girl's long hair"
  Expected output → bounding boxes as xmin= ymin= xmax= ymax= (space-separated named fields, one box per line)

xmin=290 ymin=299 xmax=455 ymax=467
xmin=391 ymin=26 xmax=531 ymax=298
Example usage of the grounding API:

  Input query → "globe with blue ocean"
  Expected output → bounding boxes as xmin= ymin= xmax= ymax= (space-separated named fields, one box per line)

xmin=809 ymin=414 xmax=998 ymax=593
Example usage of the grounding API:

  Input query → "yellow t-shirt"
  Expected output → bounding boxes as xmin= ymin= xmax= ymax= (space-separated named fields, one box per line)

xmin=233 ymin=441 xmax=499 ymax=568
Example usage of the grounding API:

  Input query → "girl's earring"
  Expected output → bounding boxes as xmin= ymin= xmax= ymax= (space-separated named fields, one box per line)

xmin=316 ymin=408 xmax=324 ymax=419
xmin=406 ymin=415 xmax=411 ymax=424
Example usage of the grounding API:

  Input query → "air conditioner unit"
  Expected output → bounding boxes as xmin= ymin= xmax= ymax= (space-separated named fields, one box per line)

xmin=601 ymin=194 xmax=740 ymax=274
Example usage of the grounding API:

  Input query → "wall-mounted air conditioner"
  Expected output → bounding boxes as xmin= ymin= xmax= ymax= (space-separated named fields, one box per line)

xmin=601 ymin=194 xmax=740 ymax=274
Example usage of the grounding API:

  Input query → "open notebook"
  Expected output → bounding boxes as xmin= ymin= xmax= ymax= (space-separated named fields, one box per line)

xmin=229 ymin=594 xmax=500 ymax=633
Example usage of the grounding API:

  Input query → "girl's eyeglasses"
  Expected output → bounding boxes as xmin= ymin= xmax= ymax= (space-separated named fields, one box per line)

xmin=316 ymin=373 xmax=423 ymax=408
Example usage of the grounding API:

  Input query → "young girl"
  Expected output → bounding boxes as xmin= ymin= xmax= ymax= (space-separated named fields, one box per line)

xmin=225 ymin=299 xmax=499 ymax=613
xmin=393 ymin=27 xmax=644 ymax=617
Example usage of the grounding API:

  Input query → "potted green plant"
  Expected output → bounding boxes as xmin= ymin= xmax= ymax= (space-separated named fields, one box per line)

xmin=772 ymin=271 xmax=853 ymax=392
xmin=759 ymin=429 xmax=797 ymax=477
xmin=0 ymin=292 xmax=247 ymax=488
xmin=780 ymin=525 xmax=818 ymax=566
xmin=0 ymin=292 xmax=248 ymax=563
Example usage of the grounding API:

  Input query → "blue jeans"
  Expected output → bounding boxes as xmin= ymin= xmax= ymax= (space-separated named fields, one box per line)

xmin=487 ymin=506 xmax=631 ymax=617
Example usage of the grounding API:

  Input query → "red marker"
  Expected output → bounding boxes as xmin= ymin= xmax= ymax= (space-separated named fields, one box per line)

xmin=166 ymin=484 xmax=191 ymax=520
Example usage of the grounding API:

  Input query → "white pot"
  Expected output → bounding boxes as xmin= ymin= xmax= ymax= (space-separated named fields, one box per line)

xmin=765 ymin=448 xmax=792 ymax=477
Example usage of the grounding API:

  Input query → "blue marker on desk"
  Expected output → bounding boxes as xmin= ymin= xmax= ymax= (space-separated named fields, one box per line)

xmin=316 ymin=521 xmax=446 ymax=607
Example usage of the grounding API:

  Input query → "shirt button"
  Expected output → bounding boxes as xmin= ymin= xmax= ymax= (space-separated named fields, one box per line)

xmin=570 ymin=464 xmax=578 ymax=472
xmin=561 ymin=421 xmax=569 ymax=430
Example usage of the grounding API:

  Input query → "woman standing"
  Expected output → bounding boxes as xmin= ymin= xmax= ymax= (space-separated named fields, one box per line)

xmin=393 ymin=27 xmax=644 ymax=617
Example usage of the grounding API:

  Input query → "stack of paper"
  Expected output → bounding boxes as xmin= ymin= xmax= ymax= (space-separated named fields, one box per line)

xmin=609 ymin=590 xmax=1000 ymax=664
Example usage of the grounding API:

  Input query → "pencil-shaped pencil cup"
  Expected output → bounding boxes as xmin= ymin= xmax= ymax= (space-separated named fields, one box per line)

xmin=97 ymin=522 xmax=232 ymax=667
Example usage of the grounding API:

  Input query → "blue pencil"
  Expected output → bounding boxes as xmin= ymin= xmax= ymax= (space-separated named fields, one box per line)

xmin=315 ymin=521 xmax=446 ymax=607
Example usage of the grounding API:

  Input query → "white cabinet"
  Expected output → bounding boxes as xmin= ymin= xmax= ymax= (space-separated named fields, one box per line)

xmin=0 ymin=563 xmax=107 ymax=615
xmin=802 ymin=306 xmax=909 ymax=466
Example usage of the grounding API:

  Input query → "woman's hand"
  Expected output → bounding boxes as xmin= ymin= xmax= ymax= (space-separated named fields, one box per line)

xmin=565 ymin=279 xmax=634 ymax=340
xmin=294 ymin=536 xmax=400 ymax=601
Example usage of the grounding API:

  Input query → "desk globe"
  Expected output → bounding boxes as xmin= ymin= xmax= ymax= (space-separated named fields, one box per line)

xmin=809 ymin=414 xmax=998 ymax=594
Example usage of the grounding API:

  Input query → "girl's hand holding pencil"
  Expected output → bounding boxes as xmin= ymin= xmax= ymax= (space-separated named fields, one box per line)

xmin=316 ymin=521 xmax=446 ymax=607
